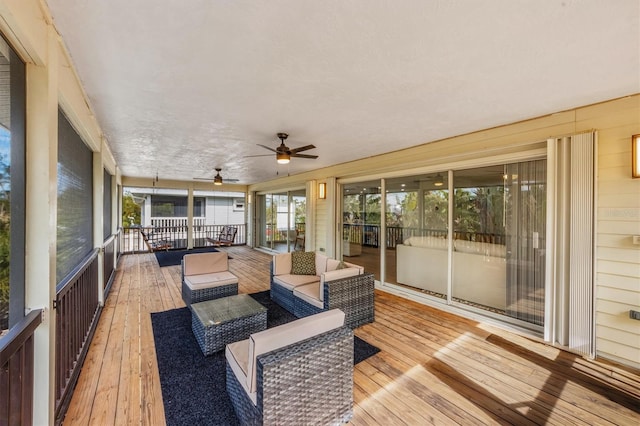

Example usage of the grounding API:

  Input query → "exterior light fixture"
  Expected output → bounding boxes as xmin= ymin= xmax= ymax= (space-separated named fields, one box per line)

xmin=318 ymin=182 xmax=326 ymax=199
xmin=633 ymin=134 xmax=640 ymax=178
xmin=434 ymin=173 xmax=444 ymax=187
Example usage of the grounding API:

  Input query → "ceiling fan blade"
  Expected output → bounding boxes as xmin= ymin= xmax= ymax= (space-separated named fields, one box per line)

xmin=291 ymin=153 xmax=318 ymax=159
xmin=194 ymin=177 xmax=240 ymax=182
xmin=256 ymin=144 xmax=277 ymax=153
xmin=244 ymin=154 xmax=274 ymax=158
xmin=289 ymin=144 xmax=316 ymax=154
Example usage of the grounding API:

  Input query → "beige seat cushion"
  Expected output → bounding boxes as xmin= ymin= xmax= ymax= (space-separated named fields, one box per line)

xmin=292 ymin=282 xmax=324 ymax=308
xmin=184 ymin=271 xmax=238 ymax=290
xmin=183 ymin=252 xmax=229 ymax=275
xmin=272 ymin=274 xmax=319 ymax=291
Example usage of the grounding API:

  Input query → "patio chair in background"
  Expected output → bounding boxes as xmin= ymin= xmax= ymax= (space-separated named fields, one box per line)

xmin=140 ymin=229 xmax=172 ymax=252
xmin=207 ymin=225 xmax=238 ymax=247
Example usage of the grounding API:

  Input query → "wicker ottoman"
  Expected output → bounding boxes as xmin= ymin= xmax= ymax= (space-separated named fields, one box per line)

xmin=191 ymin=294 xmax=267 ymax=356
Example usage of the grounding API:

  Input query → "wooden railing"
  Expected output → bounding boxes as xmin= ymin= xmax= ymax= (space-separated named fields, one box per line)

xmin=0 ymin=308 xmax=42 ymax=426
xmin=120 ymin=224 xmax=247 ymax=254
xmin=150 ymin=217 xmax=206 ymax=228
xmin=263 ymin=222 xmax=305 ymax=243
xmin=54 ymin=250 xmax=101 ymax=424
xmin=343 ymin=224 xmax=504 ymax=248
xmin=103 ymin=234 xmax=117 ymax=295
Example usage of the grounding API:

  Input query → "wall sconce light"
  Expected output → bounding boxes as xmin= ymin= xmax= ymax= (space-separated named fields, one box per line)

xmin=318 ymin=182 xmax=326 ymax=199
xmin=633 ymin=134 xmax=640 ymax=178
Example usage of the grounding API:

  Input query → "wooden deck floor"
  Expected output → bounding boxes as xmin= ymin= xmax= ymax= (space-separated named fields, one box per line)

xmin=63 ymin=246 xmax=640 ymax=425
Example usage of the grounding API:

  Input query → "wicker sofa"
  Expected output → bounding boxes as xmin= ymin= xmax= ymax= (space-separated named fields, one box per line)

xmin=225 ymin=309 xmax=353 ymax=426
xmin=181 ymin=251 xmax=238 ymax=306
xmin=270 ymin=252 xmax=375 ymax=329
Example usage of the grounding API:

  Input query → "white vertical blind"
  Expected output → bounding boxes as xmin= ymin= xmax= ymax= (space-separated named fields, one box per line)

xmin=568 ymin=132 xmax=595 ymax=356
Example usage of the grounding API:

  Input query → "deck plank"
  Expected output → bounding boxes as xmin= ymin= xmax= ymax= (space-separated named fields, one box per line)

xmin=63 ymin=246 xmax=640 ymax=426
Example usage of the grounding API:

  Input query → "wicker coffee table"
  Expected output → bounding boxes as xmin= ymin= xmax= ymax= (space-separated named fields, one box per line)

xmin=191 ymin=294 xmax=267 ymax=356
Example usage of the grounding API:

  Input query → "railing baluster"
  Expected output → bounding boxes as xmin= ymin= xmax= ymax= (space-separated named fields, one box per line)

xmin=0 ymin=308 xmax=42 ymax=426
xmin=54 ymin=250 xmax=101 ymax=424
xmin=119 ymin=224 xmax=247 ymax=254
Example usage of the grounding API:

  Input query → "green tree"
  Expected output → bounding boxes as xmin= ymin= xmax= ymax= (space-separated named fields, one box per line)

xmin=343 ymin=194 xmax=362 ymax=223
xmin=423 ymin=190 xmax=449 ymax=231
xmin=122 ymin=192 xmax=141 ymax=227
xmin=364 ymin=194 xmax=381 ymax=224
xmin=293 ymin=196 xmax=306 ymax=228
xmin=453 ymin=186 xmax=505 ymax=237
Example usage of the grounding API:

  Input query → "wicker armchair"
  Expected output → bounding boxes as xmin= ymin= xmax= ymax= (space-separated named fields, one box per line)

xmin=225 ymin=309 xmax=354 ymax=426
xmin=181 ymin=252 xmax=238 ymax=306
xmin=293 ymin=272 xmax=375 ymax=329
xmin=269 ymin=252 xmax=375 ymax=328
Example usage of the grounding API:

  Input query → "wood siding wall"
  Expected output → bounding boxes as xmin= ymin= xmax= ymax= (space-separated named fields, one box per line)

xmin=315 ymin=198 xmax=329 ymax=253
xmin=584 ymin=98 xmax=640 ymax=368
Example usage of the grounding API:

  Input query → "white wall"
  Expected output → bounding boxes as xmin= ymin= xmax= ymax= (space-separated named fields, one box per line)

xmin=205 ymin=196 xmax=245 ymax=225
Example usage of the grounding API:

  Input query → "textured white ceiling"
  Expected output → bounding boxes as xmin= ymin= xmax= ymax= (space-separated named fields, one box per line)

xmin=46 ymin=0 xmax=640 ymax=185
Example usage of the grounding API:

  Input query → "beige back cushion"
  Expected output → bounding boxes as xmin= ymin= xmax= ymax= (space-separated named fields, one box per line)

xmin=246 ymin=309 xmax=345 ymax=393
xmin=343 ymin=261 xmax=364 ymax=274
xmin=273 ymin=253 xmax=292 ymax=276
xmin=326 ymin=258 xmax=340 ymax=272
xmin=315 ymin=253 xmax=329 ymax=274
xmin=183 ymin=252 xmax=228 ymax=276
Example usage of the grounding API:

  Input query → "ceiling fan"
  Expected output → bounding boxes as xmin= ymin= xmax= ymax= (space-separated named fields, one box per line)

xmin=248 ymin=133 xmax=318 ymax=164
xmin=194 ymin=168 xmax=239 ymax=186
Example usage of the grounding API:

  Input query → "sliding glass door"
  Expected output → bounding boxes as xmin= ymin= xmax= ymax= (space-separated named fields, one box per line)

xmin=257 ymin=190 xmax=306 ymax=252
xmin=450 ymin=162 xmax=546 ymax=325
xmin=384 ymin=174 xmax=449 ymax=298
xmin=342 ymin=180 xmax=381 ymax=280
xmin=340 ymin=158 xmax=547 ymax=331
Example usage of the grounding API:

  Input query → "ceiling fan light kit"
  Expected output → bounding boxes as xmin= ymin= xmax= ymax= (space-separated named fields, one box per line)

xmin=194 ymin=167 xmax=239 ymax=185
xmin=250 ymin=132 xmax=318 ymax=164
xmin=213 ymin=168 xmax=224 ymax=185
xmin=276 ymin=152 xmax=290 ymax=164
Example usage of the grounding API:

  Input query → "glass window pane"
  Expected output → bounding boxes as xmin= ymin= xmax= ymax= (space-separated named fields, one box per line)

xmin=0 ymin=36 xmax=24 ymax=334
xmin=388 ymin=173 xmax=449 ymax=299
xmin=342 ymin=181 xmax=381 ymax=280
xmin=257 ymin=191 xmax=304 ymax=253
xmin=0 ymin=46 xmax=9 ymax=332
xmin=451 ymin=161 xmax=546 ymax=327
